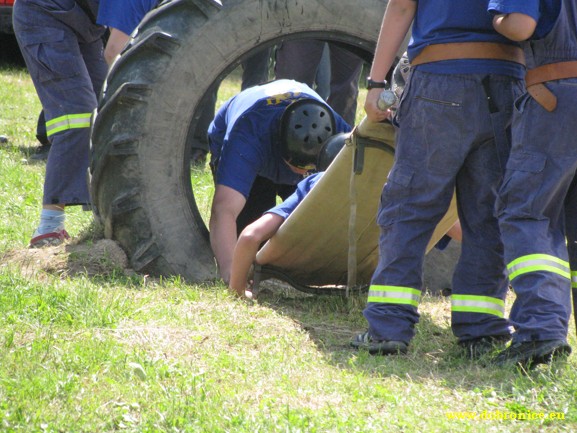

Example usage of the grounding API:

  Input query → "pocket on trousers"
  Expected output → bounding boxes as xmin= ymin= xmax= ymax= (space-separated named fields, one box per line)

xmin=377 ymin=164 xmax=414 ymax=227
xmin=19 ymin=28 xmax=82 ymax=87
xmin=513 ymin=91 xmax=530 ymax=114
xmin=496 ymin=151 xmax=546 ymax=218
xmin=506 ymin=151 xmax=546 ymax=173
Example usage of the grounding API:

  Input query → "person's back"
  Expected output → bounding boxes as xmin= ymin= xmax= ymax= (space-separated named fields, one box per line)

xmin=354 ymin=0 xmax=524 ymax=357
xmin=208 ymin=79 xmax=349 ymax=202
xmin=489 ymin=0 xmax=576 ymax=367
xmin=409 ymin=0 xmax=524 ymax=77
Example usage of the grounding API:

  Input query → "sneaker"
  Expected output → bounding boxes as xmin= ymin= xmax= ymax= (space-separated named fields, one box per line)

xmin=30 ymin=143 xmax=52 ymax=161
xmin=493 ymin=339 xmax=572 ymax=368
xmin=350 ymin=331 xmax=408 ymax=355
xmin=29 ymin=229 xmax=70 ymax=248
xmin=458 ymin=334 xmax=511 ymax=360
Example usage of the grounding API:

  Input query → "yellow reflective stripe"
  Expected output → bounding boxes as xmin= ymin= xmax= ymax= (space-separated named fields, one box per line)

xmin=507 ymin=254 xmax=570 ymax=281
xmin=451 ymin=294 xmax=505 ymax=318
xmin=46 ymin=113 xmax=92 ymax=136
xmin=572 ymin=271 xmax=577 ymax=289
xmin=368 ymin=285 xmax=421 ymax=307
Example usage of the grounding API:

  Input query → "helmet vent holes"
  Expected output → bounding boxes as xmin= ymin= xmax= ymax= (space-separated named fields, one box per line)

xmin=279 ymin=98 xmax=337 ymax=168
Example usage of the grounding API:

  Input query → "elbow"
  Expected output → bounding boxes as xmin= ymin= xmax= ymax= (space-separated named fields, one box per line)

xmin=502 ymin=29 xmax=534 ymax=42
xmin=237 ymin=230 xmax=264 ymax=250
xmin=493 ymin=13 xmax=536 ymax=41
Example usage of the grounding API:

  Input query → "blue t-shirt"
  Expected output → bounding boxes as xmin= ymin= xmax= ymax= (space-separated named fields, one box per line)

xmin=488 ymin=0 xmax=560 ymax=40
xmin=266 ymin=172 xmax=324 ymax=219
xmin=408 ymin=0 xmax=525 ymax=79
xmin=97 ymin=0 xmax=159 ymax=35
xmin=208 ymin=80 xmax=351 ymax=198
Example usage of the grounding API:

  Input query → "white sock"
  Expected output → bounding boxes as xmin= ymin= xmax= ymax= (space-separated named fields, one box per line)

xmin=33 ymin=209 xmax=65 ymax=237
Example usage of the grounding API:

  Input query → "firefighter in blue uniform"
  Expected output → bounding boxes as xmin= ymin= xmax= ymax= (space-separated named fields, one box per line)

xmin=13 ymin=0 xmax=108 ymax=247
xmin=208 ymin=79 xmax=351 ymax=283
xmin=352 ymin=0 xmax=526 ymax=357
xmin=489 ymin=0 xmax=575 ymax=367
xmin=228 ymin=132 xmax=350 ymax=298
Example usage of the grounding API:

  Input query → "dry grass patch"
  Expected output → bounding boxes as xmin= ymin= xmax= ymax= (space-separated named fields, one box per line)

xmin=1 ymin=239 xmax=132 ymax=279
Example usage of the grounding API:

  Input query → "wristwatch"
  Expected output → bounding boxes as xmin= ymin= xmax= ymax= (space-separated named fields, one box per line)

xmin=366 ymin=78 xmax=388 ymax=90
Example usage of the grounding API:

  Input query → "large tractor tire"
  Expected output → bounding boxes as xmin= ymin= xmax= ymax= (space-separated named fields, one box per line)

xmin=90 ymin=0 xmax=390 ymax=282
xmin=90 ymin=0 xmax=458 ymax=290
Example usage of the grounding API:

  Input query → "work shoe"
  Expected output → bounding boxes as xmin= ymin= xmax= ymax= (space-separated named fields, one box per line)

xmin=350 ymin=331 xmax=408 ymax=355
xmin=29 ymin=143 xmax=51 ymax=161
xmin=493 ymin=340 xmax=572 ymax=368
xmin=458 ymin=334 xmax=511 ymax=360
xmin=29 ymin=229 xmax=70 ymax=248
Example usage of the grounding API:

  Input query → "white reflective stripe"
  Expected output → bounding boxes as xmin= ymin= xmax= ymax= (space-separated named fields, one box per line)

xmin=507 ymin=254 xmax=570 ymax=281
xmin=451 ymin=295 xmax=505 ymax=318
xmin=46 ymin=113 xmax=92 ymax=136
xmin=572 ymin=271 xmax=577 ymax=288
xmin=368 ymin=285 xmax=421 ymax=307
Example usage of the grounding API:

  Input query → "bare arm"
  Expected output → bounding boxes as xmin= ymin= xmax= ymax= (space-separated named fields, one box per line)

xmin=365 ymin=0 xmax=416 ymax=122
xmin=209 ymin=184 xmax=247 ymax=283
xmin=104 ymin=28 xmax=130 ymax=65
xmin=229 ymin=213 xmax=285 ymax=296
xmin=493 ymin=13 xmax=537 ymax=41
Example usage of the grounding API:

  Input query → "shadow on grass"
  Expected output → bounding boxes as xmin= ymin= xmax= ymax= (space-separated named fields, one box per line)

xmin=7 ymin=144 xmax=43 ymax=160
xmin=253 ymin=284 xmax=576 ymax=396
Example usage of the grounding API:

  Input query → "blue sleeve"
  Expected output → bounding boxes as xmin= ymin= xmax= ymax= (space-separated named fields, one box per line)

xmin=333 ymin=112 xmax=352 ymax=133
xmin=266 ymin=190 xmax=304 ymax=219
xmin=266 ymin=172 xmax=324 ymax=219
xmin=488 ymin=0 xmax=559 ymax=39
xmin=97 ymin=0 xmax=159 ymax=35
xmin=488 ymin=0 xmax=540 ymax=21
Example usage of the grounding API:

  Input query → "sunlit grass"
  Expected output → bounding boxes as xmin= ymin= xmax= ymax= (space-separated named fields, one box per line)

xmin=1 ymin=62 xmax=576 ymax=433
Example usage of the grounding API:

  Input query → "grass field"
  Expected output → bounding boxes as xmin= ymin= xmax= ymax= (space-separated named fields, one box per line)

xmin=1 ymin=62 xmax=576 ymax=433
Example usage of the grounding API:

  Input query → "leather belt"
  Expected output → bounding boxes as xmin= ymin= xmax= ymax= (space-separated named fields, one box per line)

xmin=411 ymin=42 xmax=526 ymax=67
xmin=526 ymin=60 xmax=577 ymax=112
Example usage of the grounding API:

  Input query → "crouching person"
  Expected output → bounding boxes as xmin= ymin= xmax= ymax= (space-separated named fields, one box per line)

xmin=208 ymin=79 xmax=351 ymax=283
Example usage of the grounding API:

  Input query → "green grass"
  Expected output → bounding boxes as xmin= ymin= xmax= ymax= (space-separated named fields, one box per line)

xmin=1 ymin=63 xmax=577 ymax=433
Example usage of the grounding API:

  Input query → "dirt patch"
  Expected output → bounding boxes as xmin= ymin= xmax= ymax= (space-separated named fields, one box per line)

xmin=1 ymin=239 xmax=134 ymax=279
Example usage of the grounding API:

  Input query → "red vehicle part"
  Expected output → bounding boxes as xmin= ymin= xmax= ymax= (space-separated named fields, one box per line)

xmin=0 ymin=0 xmax=14 ymax=35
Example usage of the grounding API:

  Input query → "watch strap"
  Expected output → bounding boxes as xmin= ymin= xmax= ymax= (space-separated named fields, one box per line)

xmin=366 ymin=78 xmax=388 ymax=90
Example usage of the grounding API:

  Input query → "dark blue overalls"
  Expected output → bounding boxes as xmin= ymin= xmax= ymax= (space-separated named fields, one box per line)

xmin=13 ymin=0 xmax=107 ymax=206
xmin=364 ymin=70 xmax=522 ymax=344
xmin=362 ymin=2 xmax=526 ymax=346
xmin=497 ymin=1 xmax=577 ymax=343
